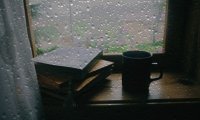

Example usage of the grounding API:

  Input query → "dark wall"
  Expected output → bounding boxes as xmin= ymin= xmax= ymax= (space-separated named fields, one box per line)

xmin=165 ymin=0 xmax=200 ymax=75
xmin=182 ymin=0 xmax=200 ymax=80
xmin=164 ymin=0 xmax=191 ymax=69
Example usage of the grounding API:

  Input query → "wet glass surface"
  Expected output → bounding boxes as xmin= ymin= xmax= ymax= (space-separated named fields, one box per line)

xmin=28 ymin=0 xmax=167 ymax=54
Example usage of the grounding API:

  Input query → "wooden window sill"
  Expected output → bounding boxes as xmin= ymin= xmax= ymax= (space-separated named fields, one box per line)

xmin=77 ymin=71 xmax=200 ymax=107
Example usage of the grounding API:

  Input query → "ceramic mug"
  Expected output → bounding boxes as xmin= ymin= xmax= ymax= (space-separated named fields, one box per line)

xmin=122 ymin=51 xmax=163 ymax=93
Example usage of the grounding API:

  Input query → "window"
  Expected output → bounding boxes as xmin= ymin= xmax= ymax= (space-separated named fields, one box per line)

xmin=26 ymin=0 xmax=167 ymax=56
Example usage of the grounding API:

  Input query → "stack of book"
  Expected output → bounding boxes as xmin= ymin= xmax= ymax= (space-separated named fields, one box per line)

xmin=32 ymin=47 xmax=113 ymax=100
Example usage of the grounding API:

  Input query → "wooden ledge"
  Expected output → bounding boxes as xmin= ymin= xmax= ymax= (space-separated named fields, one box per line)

xmin=77 ymin=72 xmax=200 ymax=107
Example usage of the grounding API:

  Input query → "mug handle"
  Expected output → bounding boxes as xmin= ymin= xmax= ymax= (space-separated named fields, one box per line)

xmin=150 ymin=62 xmax=163 ymax=81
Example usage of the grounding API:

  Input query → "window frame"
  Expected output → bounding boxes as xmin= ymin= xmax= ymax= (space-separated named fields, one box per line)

xmin=24 ymin=0 xmax=189 ymax=72
xmin=24 ymin=0 xmax=37 ymax=57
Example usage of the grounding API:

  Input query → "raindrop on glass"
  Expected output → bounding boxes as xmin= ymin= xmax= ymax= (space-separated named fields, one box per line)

xmin=86 ymin=6 xmax=90 ymax=12
xmin=1 ymin=113 xmax=7 ymax=119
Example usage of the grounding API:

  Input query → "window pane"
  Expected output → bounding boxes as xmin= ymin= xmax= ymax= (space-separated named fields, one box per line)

xmin=28 ymin=0 xmax=167 ymax=54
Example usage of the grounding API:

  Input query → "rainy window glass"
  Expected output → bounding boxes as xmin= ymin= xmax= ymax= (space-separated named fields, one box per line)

xmin=28 ymin=0 xmax=167 ymax=55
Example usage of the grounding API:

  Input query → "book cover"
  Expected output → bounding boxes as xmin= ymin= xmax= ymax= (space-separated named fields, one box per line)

xmin=37 ymin=73 xmax=70 ymax=90
xmin=86 ymin=60 xmax=114 ymax=78
xmin=39 ymin=68 xmax=112 ymax=100
xmin=36 ymin=60 xmax=113 ymax=90
xmin=75 ymin=67 xmax=112 ymax=95
xmin=32 ymin=47 xmax=103 ymax=80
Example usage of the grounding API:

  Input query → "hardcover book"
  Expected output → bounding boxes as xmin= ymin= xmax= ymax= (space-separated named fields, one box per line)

xmin=37 ymin=60 xmax=114 ymax=92
xmin=39 ymin=68 xmax=112 ymax=100
xmin=86 ymin=60 xmax=114 ymax=77
xmin=32 ymin=47 xmax=103 ymax=80
xmin=75 ymin=66 xmax=112 ymax=95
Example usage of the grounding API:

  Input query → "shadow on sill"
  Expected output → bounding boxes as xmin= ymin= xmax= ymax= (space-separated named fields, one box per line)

xmin=40 ymin=71 xmax=200 ymax=120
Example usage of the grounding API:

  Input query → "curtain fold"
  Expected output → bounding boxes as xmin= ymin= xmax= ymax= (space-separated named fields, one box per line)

xmin=183 ymin=0 xmax=200 ymax=83
xmin=0 ymin=0 xmax=44 ymax=120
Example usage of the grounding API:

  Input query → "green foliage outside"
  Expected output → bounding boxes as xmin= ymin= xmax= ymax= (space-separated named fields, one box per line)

xmin=104 ymin=29 xmax=118 ymax=40
xmin=89 ymin=40 xmax=163 ymax=53
xmin=73 ymin=22 xmax=88 ymax=37
xmin=89 ymin=39 xmax=129 ymax=53
xmin=135 ymin=40 xmax=163 ymax=53
xmin=73 ymin=21 xmax=163 ymax=53
xmin=34 ymin=21 xmax=163 ymax=54
xmin=34 ymin=26 xmax=60 ymax=42
xmin=36 ymin=46 xmax=59 ymax=55
xmin=30 ymin=4 xmax=41 ymax=19
xmin=31 ymin=1 xmax=166 ymax=55
xmin=106 ymin=44 xmax=129 ymax=53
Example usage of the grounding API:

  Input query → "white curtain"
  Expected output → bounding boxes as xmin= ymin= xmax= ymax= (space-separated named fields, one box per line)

xmin=0 ymin=0 xmax=44 ymax=120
